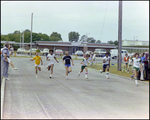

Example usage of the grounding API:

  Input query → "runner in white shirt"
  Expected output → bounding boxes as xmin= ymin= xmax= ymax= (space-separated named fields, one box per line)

xmin=100 ymin=52 xmax=110 ymax=79
xmin=78 ymin=54 xmax=90 ymax=79
xmin=46 ymin=49 xmax=59 ymax=78
xmin=130 ymin=53 xmax=142 ymax=86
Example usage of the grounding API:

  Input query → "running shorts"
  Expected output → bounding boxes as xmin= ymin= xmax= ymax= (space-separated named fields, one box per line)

xmin=81 ymin=65 xmax=87 ymax=70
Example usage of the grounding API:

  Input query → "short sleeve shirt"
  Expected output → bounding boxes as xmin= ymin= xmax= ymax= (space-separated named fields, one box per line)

xmin=132 ymin=58 xmax=141 ymax=68
xmin=103 ymin=56 xmax=110 ymax=65
xmin=2 ymin=47 xmax=10 ymax=60
xmin=47 ymin=54 xmax=55 ymax=63
xmin=33 ymin=56 xmax=41 ymax=65
xmin=82 ymin=58 xmax=89 ymax=66
xmin=63 ymin=55 xmax=72 ymax=65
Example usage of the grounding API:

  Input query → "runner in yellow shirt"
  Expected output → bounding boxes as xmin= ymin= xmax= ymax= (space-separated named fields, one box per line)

xmin=30 ymin=52 xmax=43 ymax=77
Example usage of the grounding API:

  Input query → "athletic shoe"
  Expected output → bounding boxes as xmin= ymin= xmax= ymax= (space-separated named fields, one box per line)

xmin=36 ymin=75 xmax=38 ymax=77
xmin=85 ymin=74 xmax=88 ymax=79
xmin=131 ymin=75 xmax=134 ymax=79
xmin=66 ymin=76 xmax=68 ymax=79
xmin=125 ymin=70 xmax=127 ymax=72
xmin=127 ymin=70 xmax=129 ymax=73
xmin=122 ymin=69 xmax=124 ymax=72
xmin=78 ymin=72 xmax=80 ymax=77
xmin=5 ymin=77 xmax=10 ymax=80
xmin=14 ymin=68 xmax=18 ymax=70
xmin=50 ymin=74 xmax=52 ymax=78
xmin=100 ymin=70 xmax=102 ymax=73
xmin=136 ymin=84 xmax=138 ymax=86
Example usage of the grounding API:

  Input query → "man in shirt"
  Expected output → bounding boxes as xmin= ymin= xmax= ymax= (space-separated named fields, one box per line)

xmin=2 ymin=41 xmax=10 ymax=80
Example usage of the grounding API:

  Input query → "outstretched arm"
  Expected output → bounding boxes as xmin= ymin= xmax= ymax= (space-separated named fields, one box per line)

xmin=41 ymin=59 xmax=43 ymax=65
xmin=30 ymin=59 xmax=34 ymax=61
xmin=71 ymin=59 xmax=74 ymax=66
xmin=54 ymin=57 xmax=59 ymax=63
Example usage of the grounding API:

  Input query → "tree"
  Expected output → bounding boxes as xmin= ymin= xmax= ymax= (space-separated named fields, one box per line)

xmin=107 ymin=40 xmax=114 ymax=44
xmin=87 ymin=37 xmax=96 ymax=43
xmin=50 ymin=32 xmax=62 ymax=41
xmin=114 ymin=40 xmax=118 ymax=46
xmin=79 ymin=35 xmax=87 ymax=42
xmin=13 ymin=30 xmax=20 ymax=34
xmin=68 ymin=31 xmax=80 ymax=42
xmin=96 ymin=40 xmax=101 ymax=44
xmin=1 ymin=35 xmax=7 ymax=41
xmin=6 ymin=33 xmax=15 ymax=41
xmin=39 ymin=34 xmax=50 ymax=41
xmin=24 ymin=29 xmax=31 ymax=33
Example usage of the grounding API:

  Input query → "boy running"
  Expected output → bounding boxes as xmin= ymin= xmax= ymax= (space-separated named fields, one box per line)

xmin=46 ymin=49 xmax=59 ymax=78
xmin=30 ymin=52 xmax=43 ymax=77
xmin=122 ymin=53 xmax=129 ymax=72
xmin=130 ymin=53 xmax=142 ymax=86
xmin=62 ymin=51 xmax=74 ymax=79
xmin=100 ymin=52 xmax=110 ymax=79
xmin=78 ymin=54 xmax=90 ymax=79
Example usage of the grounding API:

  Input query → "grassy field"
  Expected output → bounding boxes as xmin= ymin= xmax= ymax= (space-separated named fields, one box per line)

xmin=88 ymin=63 xmax=149 ymax=82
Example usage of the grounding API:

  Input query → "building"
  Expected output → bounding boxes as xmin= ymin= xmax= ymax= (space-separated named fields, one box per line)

xmin=35 ymin=41 xmax=116 ymax=54
xmin=122 ymin=40 xmax=149 ymax=46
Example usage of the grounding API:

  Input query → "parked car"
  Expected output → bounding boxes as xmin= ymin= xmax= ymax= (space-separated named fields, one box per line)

xmin=75 ymin=50 xmax=83 ymax=56
xmin=24 ymin=48 xmax=37 ymax=55
xmin=85 ymin=51 xmax=93 ymax=55
xmin=55 ymin=49 xmax=63 ymax=55
xmin=17 ymin=48 xmax=26 ymax=54
xmin=94 ymin=49 xmax=106 ymax=57
xmin=110 ymin=49 xmax=130 ymax=59
xmin=41 ymin=48 xmax=49 ymax=56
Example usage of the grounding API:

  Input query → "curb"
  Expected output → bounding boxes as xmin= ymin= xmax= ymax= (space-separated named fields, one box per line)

xmin=1 ymin=78 xmax=6 ymax=119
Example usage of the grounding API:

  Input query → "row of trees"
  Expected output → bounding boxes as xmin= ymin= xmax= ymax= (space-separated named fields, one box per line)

xmin=1 ymin=29 xmax=63 ymax=43
xmin=1 ymin=29 xmax=118 ymax=45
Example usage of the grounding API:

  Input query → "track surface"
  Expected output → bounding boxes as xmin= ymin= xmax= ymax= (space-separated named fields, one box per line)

xmin=2 ymin=57 xmax=149 ymax=119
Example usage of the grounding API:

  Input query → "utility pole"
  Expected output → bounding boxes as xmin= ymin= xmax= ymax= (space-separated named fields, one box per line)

xmin=30 ymin=13 xmax=33 ymax=57
xmin=20 ymin=30 xmax=22 ymax=48
xmin=117 ymin=1 xmax=122 ymax=71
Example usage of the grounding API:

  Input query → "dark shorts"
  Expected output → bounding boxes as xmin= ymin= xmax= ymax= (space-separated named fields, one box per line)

xmin=65 ymin=64 xmax=71 ymax=67
xmin=81 ymin=65 xmax=87 ymax=70
xmin=103 ymin=64 xmax=109 ymax=69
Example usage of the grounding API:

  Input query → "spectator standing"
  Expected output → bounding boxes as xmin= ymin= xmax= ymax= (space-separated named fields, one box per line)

xmin=2 ymin=42 xmax=10 ymax=80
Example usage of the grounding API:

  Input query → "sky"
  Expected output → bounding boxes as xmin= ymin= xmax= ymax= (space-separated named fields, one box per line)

xmin=1 ymin=1 xmax=149 ymax=42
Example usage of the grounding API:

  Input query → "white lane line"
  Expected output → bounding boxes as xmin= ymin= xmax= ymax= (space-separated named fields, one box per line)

xmin=1 ymin=78 xmax=6 ymax=119
xmin=32 ymin=91 xmax=51 ymax=119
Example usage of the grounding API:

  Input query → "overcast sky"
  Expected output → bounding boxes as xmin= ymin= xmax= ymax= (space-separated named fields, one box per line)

xmin=1 ymin=1 xmax=149 ymax=42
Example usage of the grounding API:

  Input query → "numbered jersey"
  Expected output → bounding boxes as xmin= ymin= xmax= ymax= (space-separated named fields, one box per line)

xmin=132 ymin=58 xmax=141 ymax=68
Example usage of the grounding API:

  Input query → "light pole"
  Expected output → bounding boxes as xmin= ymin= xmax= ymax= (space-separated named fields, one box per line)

xmin=22 ymin=30 xmax=24 ymax=48
xmin=30 ymin=13 xmax=33 ymax=57
xmin=117 ymin=1 xmax=122 ymax=71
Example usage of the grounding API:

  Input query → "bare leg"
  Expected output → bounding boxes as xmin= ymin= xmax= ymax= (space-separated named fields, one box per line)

xmin=65 ymin=66 xmax=68 ymax=76
xmin=35 ymin=66 xmax=38 ymax=74
xmin=50 ymin=64 xmax=54 ymax=74
xmin=10 ymin=61 xmax=15 ymax=68
xmin=68 ymin=67 xmax=72 ymax=72
xmin=38 ymin=67 xmax=41 ymax=71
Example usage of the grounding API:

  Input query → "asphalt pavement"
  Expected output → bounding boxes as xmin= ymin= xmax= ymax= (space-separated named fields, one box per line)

xmin=1 ymin=56 xmax=149 ymax=119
